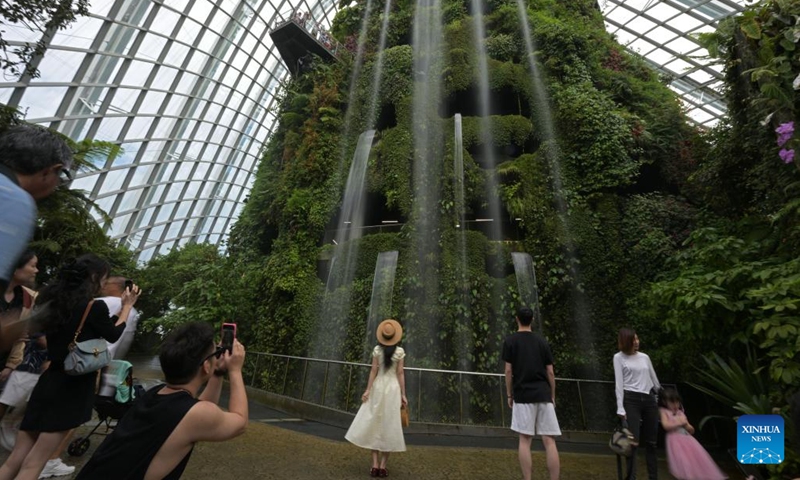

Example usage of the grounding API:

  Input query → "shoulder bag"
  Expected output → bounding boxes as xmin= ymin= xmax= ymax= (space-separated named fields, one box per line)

xmin=64 ymin=300 xmax=111 ymax=376
xmin=609 ymin=419 xmax=637 ymax=457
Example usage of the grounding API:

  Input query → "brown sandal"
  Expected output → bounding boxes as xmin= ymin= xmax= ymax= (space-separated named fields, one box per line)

xmin=370 ymin=467 xmax=379 ymax=477
xmin=379 ymin=468 xmax=388 ymax=477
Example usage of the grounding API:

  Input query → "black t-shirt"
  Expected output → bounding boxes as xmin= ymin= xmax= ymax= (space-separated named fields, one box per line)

xmin=502 ymin=331 xmax=554 ymax=404
xmin=76 ymin=384 xmax=199 ymax=480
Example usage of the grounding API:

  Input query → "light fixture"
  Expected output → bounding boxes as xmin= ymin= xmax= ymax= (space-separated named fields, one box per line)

xmin=332 ymin=239 xmax=337 ymax=245
xmin=343 ymin=221 xmax=352 ymax=224
xmin=381 ymin=220 xmax=398 ymax=224
xmin=475 ymin=218 xmax=494 ymax=222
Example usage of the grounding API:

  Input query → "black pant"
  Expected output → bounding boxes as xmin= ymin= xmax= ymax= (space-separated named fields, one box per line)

xmin=623 ymin=390 xmax=658 ymax=480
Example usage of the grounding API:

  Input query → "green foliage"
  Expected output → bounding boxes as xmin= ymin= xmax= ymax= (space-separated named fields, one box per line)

xmin=485 ymin=33 xmax=517 ymax=62
xmin=649 ymin=225 xmax=800 ymax=388
xmin=0 ymin=0 xmax=90 ymax=77
xmin=690 ymin=352 xmax=772 ymax=422
xmin=553 ymin=83 xmax=642 ymax=193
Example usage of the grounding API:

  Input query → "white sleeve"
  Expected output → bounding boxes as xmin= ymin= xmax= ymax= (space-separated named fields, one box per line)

xmin=613 ymin=354 xmax=626 ymax=416
xmin=647 ymin=354 xmax=661 ymax=391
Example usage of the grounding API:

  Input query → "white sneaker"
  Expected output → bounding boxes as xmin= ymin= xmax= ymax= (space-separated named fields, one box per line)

xmin=39 ymin=458 xmax=75 ymax=479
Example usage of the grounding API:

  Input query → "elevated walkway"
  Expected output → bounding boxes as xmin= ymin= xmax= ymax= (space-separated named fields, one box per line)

xmin=269 ymin=11 xmax=344 ymax=77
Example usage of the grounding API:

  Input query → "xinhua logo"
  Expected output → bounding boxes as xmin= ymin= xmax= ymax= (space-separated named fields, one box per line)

xmin=737 ymin=415 xmax=784 ymax=465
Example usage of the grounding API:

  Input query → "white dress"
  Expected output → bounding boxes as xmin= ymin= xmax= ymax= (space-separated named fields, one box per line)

xmin=345 ymin=346 xmax=406 ymax=452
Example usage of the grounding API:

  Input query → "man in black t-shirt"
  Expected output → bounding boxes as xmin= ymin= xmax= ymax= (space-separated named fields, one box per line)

xmin=502 ymin=307 xmax=561 ymax=480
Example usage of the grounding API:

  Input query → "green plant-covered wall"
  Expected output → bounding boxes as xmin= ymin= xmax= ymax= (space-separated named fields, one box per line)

xmin=220 ymin=0 xmax=699 ymax=380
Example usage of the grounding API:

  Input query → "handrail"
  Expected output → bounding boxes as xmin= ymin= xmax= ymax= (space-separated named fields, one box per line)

xmin=242 ymin=351 xmax=629 ymax=432
xmin=247 ymin=351 xmax=614 ymax=383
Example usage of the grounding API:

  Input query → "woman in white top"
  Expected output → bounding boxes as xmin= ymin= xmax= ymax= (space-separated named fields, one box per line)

xmin=345 ymin=319 xmax=408 ymax=478
xmin=614 ymin=328 xmax=661 ymax=480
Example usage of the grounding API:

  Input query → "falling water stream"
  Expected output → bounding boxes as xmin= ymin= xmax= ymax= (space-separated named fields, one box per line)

xmin=365 ymin=251 xmax=399 ymax=357
xmin=408 ymin=0 xmax=445 ymax=366
xmin=470 ymin=0 xmax=504 ymax=241
xmin=514 ymin=0 xmax=600 ymax=382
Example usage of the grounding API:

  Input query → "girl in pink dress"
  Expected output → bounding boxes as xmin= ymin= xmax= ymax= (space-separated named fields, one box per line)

xmin=659 ymin=388 xmax=727 ymax=480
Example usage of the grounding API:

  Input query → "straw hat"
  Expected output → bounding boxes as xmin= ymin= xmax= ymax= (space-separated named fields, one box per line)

xmin=376 ymin=319 xmax=403 ymax=346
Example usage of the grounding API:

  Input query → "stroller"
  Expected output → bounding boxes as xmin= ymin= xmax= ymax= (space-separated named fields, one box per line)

xmin=68 ymin=360 xmax=141 ymax=457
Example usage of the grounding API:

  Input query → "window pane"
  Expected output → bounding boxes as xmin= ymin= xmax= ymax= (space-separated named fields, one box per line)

xmin=52 ymin=16 xmax=104 ymax=49
xmin=150 ymin=9 xmax=181 ymax=37
xmin=94 ymin=116 xmax=129 ymax=141
xmin=21 ymin=87 xmax=68 ymax=120
xmin=139 ymin=91 xmax=168 ymax=114
xmin=31 ymin=49 xmax=85 ymax=83
xmin=130 ymin=164 xmax=156 ymax=187
xmin=163 ymin=42 xmax=191 ymax=69
xmin=121 ymin=60 xmax=154 ymax=87
xmin=136 ymin=32 xmax=167 ymax=61
xmin=151 ymin=66 xmax=179 ymax=90
xmin=101 ymin=168 xmax=128 ymax=192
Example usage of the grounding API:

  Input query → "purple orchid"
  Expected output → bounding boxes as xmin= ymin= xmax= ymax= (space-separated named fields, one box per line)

xmin=779 ymin=148 xmax=795 ymax=164
xmin=776 ymin=121 xmax=794 ymax=147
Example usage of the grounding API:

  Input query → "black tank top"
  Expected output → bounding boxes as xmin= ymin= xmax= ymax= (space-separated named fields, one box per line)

xmin=76 ymin=384 xmax=199 ymax=480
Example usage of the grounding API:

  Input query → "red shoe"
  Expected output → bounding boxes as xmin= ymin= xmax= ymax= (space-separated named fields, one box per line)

xmin=370 ymin=467 xmax=379 ymax=477
xmin=379 ymin=468 xmax=388 ymax=478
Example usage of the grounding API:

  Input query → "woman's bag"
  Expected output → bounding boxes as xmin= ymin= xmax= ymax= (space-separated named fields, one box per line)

xmin=64 ymin=301 xmax=111 ymax=376
xmin=609 ymin=419 xmax=637 ymax=457
xmin=400 ymin=404 xmax=409 ymax=428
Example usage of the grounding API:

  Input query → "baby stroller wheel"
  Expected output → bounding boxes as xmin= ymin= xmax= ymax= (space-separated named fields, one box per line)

xmin=67 ymin=437 xmax=90 ymax=457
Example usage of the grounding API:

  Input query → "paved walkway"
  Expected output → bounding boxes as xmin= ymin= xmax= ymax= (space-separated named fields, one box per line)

xmin=0 ymin=356 xmax=744 ymax=479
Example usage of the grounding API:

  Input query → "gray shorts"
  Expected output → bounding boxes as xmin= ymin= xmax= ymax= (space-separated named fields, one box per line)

xmin=511 ymin=402 xmax=561 ymax=437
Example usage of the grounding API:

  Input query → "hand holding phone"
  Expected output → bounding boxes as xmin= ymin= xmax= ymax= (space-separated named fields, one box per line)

xmin=221 ymin=323 xmax=237 ymax=354
xmin=124 ymin=279 xmax=133 ymax=291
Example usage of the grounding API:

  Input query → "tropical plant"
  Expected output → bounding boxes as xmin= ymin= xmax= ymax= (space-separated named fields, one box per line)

xmin=689 ymin=352 xmax=772 ymax=429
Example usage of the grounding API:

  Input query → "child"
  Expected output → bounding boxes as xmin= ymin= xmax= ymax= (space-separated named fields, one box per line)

xmin=659 ymin=388 xmax=727 ymax=480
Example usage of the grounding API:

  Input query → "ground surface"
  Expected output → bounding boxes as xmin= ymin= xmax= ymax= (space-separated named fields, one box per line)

xmin=0 ymin=356 xmax=746 ymax=479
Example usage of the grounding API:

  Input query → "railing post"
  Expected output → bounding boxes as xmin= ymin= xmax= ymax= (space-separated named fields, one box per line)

xmin=500 ymin=378 xmax=506 ymax=428
xmin=300 ymin=359 xmax=309 ymax=400
xmin=282 ymin=356 xmax=290 ymax=395
xmin=321 ymin=361 xmax=330 ymax=405
xmin=458 ymin=373 xmax=463 ymax=424
xmin=577 ymin=380 xmax=587 ymax=431
xmin=417 ymin=371 xmax=422 ymax=422
xmin=250 ymin=354 xmax=261 ymax=387
xmin=345 ymin=364 xmax=353 ymax=412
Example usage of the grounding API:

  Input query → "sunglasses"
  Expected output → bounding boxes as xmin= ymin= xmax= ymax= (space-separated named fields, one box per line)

xmin=199 ymin=346 xmax=225 ymax=366
xmin=59 ymin=168 xmax=73 ymax=185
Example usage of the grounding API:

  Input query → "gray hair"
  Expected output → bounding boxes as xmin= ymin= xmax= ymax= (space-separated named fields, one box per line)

xmin=0 ymin=125 xmax=73 ymax=174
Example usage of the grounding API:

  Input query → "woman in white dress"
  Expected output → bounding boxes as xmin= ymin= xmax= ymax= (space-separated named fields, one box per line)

xmin=345 ymin=319 xmax=407 ymax=478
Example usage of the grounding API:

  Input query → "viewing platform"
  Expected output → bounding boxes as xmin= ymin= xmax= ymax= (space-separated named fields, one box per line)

xmin=269 ymin=11 xmax=345 ymax=77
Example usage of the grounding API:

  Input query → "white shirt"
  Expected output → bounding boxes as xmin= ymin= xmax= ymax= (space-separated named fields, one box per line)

xmin=97 ymin=296 xmax=139 ymax=360
xmin=613 ymin=351 xmax=661 ymax=416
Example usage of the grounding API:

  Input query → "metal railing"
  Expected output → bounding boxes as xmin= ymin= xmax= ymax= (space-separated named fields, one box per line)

xmin=243 ymin=352 xmax=622 ymax=432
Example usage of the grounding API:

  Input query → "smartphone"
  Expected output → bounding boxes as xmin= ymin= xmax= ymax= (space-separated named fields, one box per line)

xmin=221 ymin=323 xmax=237 ymax=354
xmin=124 ymin=279 xmax=133 ymax=291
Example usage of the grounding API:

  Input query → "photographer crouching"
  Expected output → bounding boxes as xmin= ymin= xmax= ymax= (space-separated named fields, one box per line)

xmin=76 ymin=322 xmax=248 ymax=479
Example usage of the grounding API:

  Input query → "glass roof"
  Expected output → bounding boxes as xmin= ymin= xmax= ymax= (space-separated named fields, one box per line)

xmin=600 ymin=0 xmax=747 ymax=126
xmin=0 ymin=0 xmax=339 ymax=262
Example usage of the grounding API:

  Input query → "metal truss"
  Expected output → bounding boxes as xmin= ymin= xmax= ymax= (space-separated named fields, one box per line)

xmin=601 ymin=0 xmax=746 ymax=126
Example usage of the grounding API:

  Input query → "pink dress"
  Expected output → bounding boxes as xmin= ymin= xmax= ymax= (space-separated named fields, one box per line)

xmin=661 ymin=407 xmax=727 ymax=480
